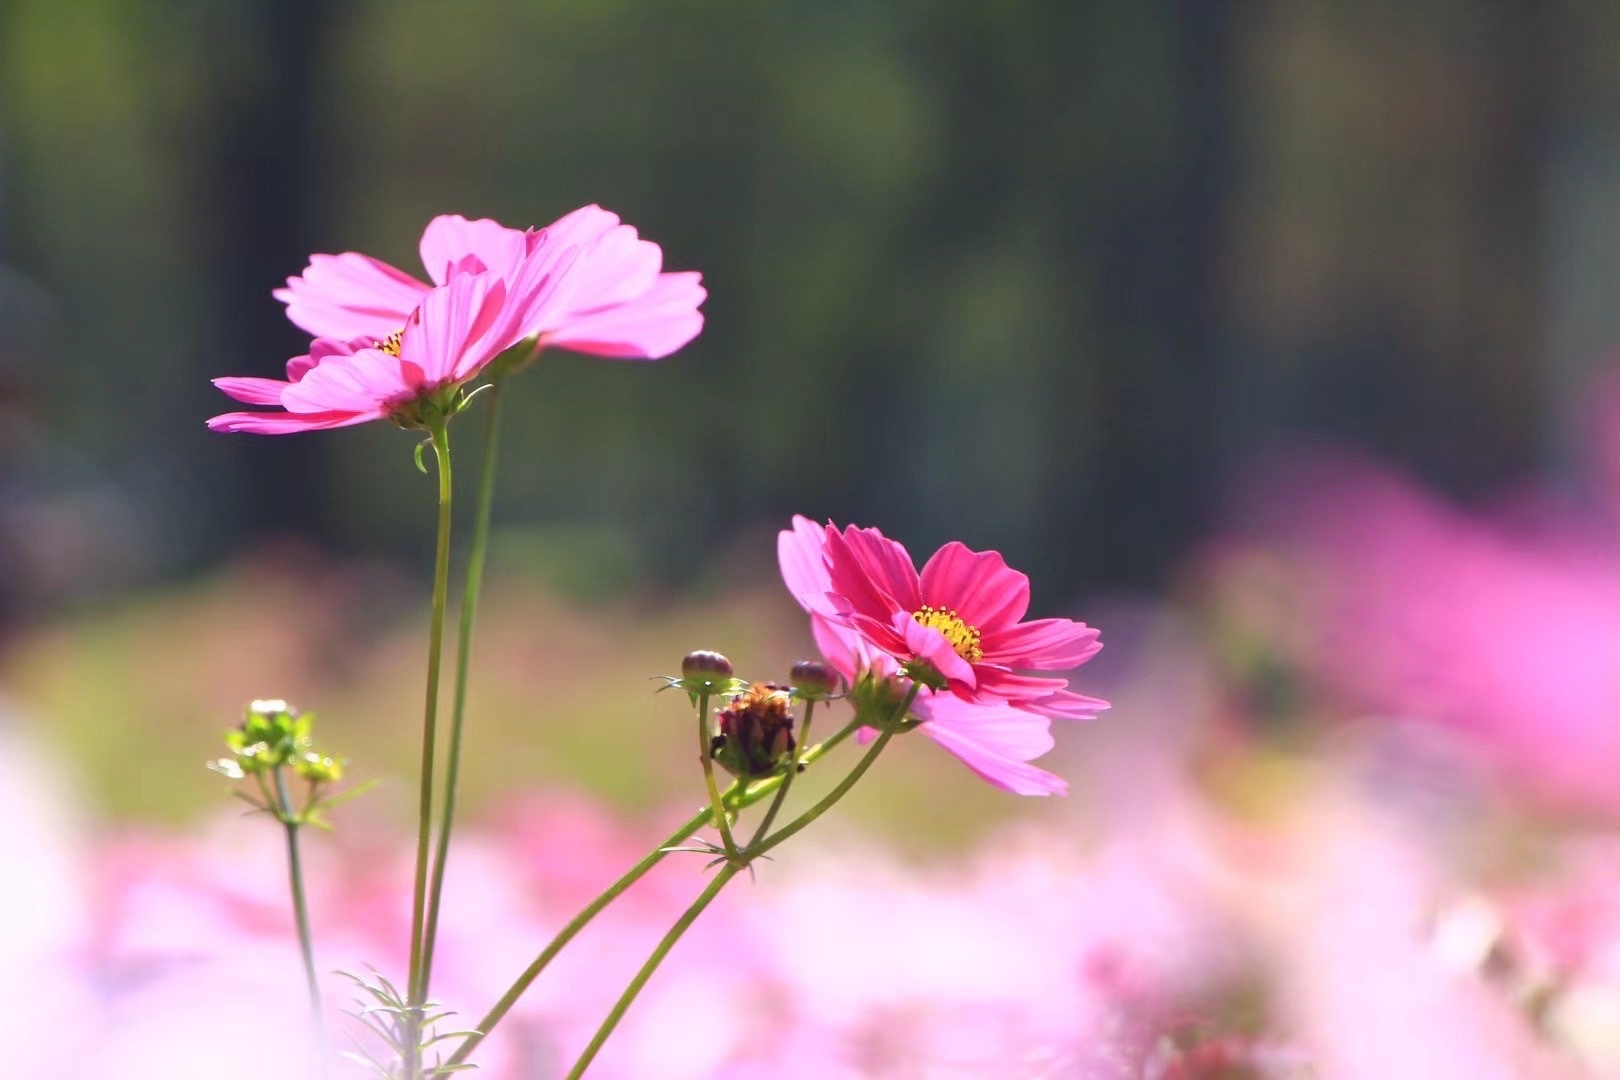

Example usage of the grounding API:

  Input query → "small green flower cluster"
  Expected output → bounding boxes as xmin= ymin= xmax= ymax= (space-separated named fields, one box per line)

xmin=210 ymin=699 xmax=361 ymax=827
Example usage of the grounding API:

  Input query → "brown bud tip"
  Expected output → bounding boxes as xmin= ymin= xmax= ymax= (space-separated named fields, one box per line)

xmin=682 ymin=650 xmax=734 ymax=680
xmin=789 ymin=659 xmax=836 ymax=698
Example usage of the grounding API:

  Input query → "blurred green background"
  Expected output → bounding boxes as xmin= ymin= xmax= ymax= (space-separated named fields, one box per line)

xmin=3 ymin=1 xmax=1619 ymax=828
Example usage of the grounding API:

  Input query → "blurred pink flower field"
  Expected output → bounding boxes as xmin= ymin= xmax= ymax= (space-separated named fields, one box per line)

xmin=17 ymin=369 xmax=1620 ymax=1076
xmin=7 ymin=441 xmax=1620 ymax=1078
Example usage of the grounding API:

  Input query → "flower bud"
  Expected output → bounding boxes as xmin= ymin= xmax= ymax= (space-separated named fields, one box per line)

xmin=711 ymin=682 xmax=796 ymax=779
xmin=789 ymin=659 xmax=837 ymax=700
xmin=682 ymin=650 xmax=734 ymax=680
xmin=665 ymin=649 xmax=739 ymax=699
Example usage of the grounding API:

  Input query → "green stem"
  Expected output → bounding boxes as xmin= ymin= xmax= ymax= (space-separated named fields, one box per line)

xmin=746 ymin=698 xmax=815 ymax=847
xmin=748 ymin=684 xmax=919 ymax=860
xmin=564 ymin=864 xmax=743 ymax=1080
xmin=443 ymin=804 xmax=714 ymax=1068
xmin=273 ymin=765 xmax=324 ymax=1031
xmin=696 ymin=689 xmax=739 ymax=861
xmin=446 ymin=719 xmax=865 ymax=1069
xmin=420 ymin=380 xmax=503 ymax=1000
xmin=407 ymin=422 xmax=455 ymax=1019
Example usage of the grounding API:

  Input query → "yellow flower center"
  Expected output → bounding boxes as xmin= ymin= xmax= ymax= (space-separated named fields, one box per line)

xmin=912 ymin=605 xmax=982 ymax=662
xmin=377 ymin=329 xmax=404 ymax=357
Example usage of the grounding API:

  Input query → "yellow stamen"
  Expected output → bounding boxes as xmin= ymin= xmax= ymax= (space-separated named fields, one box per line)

xmin=377 ymin=329 xmax=404 ymax=357
xmin=912 ymin=605 xmax=982 ymax=662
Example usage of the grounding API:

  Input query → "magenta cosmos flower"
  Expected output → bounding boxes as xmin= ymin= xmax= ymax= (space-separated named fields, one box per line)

xmin=275 ymin=206 xmax=705 ymax=360
xmin=779 ymin=516 xmax=1107 ymax=795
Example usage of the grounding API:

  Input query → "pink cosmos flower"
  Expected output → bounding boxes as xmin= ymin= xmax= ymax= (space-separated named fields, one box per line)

xmin=787 ymin=517 xmax=1106 ymax=718
xmin=275 ymin=206 xmax=705 ymax=361
xmin=778 ymin=516 xmax=1107 ymax=795
xmin=208 ymin=270 xmax=537 ymax=434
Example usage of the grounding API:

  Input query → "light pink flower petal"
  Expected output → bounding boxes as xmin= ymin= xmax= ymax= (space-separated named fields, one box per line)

xmin=810 ymin=614 xmax=899 ymax=688
xmin=418 ymin=214 xmax=529 ymax=286
xmin=475 ymin=236 xmax=592 ymax=360
xmin=778 ymin=516 xmax=840 ymax=617
xmin=281 ymin=347 xmax=413 ymax=414
xmin=918 ymin=542 xmax=1031 ymax=630
xmin=212 ymin=377 xmax=290 ymax=406
xmin=206 ymin=408 xmax=377 ymax=434
xmin=549 ymin=222 xmax=664 ymax=315
xmin=984 ymin=617 xmax=1102 ymax=668
xmin=274 ymin=253 xmax=427 ymax=340
xmin=287 ymin=336 xmax=365 ymax=383
xmin=917 ymin=700 xmax=1068 ymax=796
xmin=398 ymin=272 xmax=509 ymax=384
xmin=540 ymin=204 xmax=624 ymax=249
xmin=543 ymin=272 xmax=707 ymax=360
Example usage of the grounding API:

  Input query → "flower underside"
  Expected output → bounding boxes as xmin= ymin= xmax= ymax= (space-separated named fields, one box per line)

xmin=912 ymin=605 xmax=982 ymax=662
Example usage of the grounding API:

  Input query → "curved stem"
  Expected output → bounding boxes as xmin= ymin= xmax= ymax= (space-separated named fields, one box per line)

xmin=564 ymin=864 xmax=742 ymax=1080
xmin=443 ymin=804 xmax=714 ymax=1068
xmin=420 ymin=380 xmax=503 ymax=999
xmin=696 ymin=689 xmax=738 ymax=861
xmin=273 ymin=765 xmax=324 ymax=1031
xmin=746 ymin=698 xmax=815 ymax=847
xmin=748 ymin=684 xmax=919 ymax=860
xmin=407 ymin=423 xmax=455 ymax=1015
xmin=446 ymin=718 xmax=866 ymax=1069
xmin=560 ymin=705 xmax=895 ymax=1079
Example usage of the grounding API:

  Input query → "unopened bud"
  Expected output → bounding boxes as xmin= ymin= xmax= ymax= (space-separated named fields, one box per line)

xmin=682 ymin=650 xmax=734 ymax=680
xmin=789 ymin=659 xmax=837 ymax=699
xmin=664 ymin=649 xmax=740 ymax=699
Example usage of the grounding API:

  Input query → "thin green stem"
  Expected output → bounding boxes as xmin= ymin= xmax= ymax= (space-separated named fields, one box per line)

xmin=746 ymin=698 xmax=815 ymax=847
xmin=420 ymin=381 xmax=504 ymax=999
xmin=407 ymin=423 xmax=455 ymax=1018
xmin=446 ymin=718 xmax=865 ymax=1069
xmin=748 ymin=684 xmax=920 ymax=860
xmin=564 ymin=864 xmax=743 ymax=1080
xmin=696 ymin=689 xmax=739 ymax=861
xmin=444 ymin=804 xmax=715 ymax=1068
xmin=273 ymin=765 xmax=323 ymax=1029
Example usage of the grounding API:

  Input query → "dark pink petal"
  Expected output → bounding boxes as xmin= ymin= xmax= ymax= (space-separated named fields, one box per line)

xmin=543 ymin=272 xmax=706 ymax=359
xmin=915 ymin=696 xmax=1068 ymax=796
xmin=983 ymin=617 xmax=1102 ymax=668
xmin=841 ymin=611 xmax=912 ymax=660
xmin=967 ymin=671 xmax=1110 ymax=721
xmin=274 ymin=253 xmax=427 ymax=340
xmin=1019 ymin=688 xmax=1109 ymax=721
xmin=918 ymin=542 xmax=1030 ymax=630
xmin=206 ymin=408 xmax=377 ymax=434
xmin=824 ymin=523 xmax=921 ymax=618
xmin=971 ymin=668 xmax=1069 ymax=702
xmin=418 ymin=214 xmax=528 ymax=286
xmin=212 ymin=377 xmax=290 ymax=406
